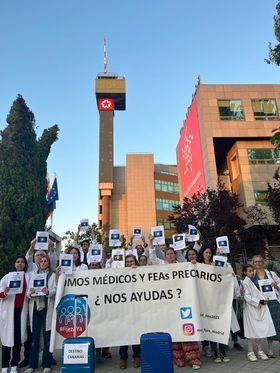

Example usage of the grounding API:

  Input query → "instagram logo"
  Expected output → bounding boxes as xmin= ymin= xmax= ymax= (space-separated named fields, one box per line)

xmin=183 ymin=323 xmax=195 ymax=336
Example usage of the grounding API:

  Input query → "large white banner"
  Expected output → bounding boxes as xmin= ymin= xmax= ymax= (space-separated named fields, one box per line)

xmin=50 ymin=262 xmax=233 ymax=350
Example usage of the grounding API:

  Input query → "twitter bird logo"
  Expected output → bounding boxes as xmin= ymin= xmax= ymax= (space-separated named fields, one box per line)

xmin=180 ymin=307 xmax=192 ymax=319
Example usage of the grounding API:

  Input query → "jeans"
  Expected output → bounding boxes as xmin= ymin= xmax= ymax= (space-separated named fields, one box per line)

xmin=2 ymin=308 xmax=22 ymax=368
xmin=210 ymin=342 xmax=227 ymax=355
xmin=29 ymin=307 xmax=51 ymax=369
xmin=119 ymin=345 xmax=141 ymax=360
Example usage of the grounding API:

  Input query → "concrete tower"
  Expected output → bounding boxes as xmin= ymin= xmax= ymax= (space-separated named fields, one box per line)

xmin=95 ymin=42 xmax=126 ymax=228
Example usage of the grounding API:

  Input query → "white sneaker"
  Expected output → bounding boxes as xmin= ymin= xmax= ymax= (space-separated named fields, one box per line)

xmin=43 ymin=368 xmax=51 ymax=373
xmin=24 ymin=369 xmax=34 ymax=373
xmin=257 ymin=350 xmax=269 ymax=360
xmin=1 ymin=368 xmax=8 ymax=373
xmin=10 ymin=368 xmax=18 ymax=373
xmin=247 ymin=352 xmax=258 ymax=362
xmin=192 ymin=364 xmax=201 ymax=370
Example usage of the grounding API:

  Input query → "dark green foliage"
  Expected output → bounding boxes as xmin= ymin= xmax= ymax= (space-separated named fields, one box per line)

xmin=169 ymin=183 xmax=246 ymax=262
xmin=266 ymin=2 xmax=280 ymax=65
xmin=0 ymin=95 xmax=59 ymax=277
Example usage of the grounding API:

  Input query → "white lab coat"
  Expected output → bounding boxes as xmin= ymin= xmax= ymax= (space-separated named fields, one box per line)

xmin=28 ymin=272 xmax=57 ymax=332
xmin=243 ymin=276 xmax=276 ymax=339
xmin=0 ymin=272 xmax=30 ymax=347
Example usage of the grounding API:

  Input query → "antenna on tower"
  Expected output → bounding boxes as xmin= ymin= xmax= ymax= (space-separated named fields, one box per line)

xmin=103 ymin=37 xmax=108 ymax=75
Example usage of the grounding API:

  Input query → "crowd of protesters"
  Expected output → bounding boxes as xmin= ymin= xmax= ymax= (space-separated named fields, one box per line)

xmin=1 ymin=223 xmax=280 ymax=372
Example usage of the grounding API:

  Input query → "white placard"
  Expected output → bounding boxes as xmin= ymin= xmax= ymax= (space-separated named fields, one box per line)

xmin=213 ymin=255 xmax=227 ymax=267
xmin=216 ymin=236 xmax=230 ymax=254
xmin=111 ymin=249 xmax=125 ymax=268
xmin=187 ymin=225 xmax=199 ymax=242
xmin=109 ymin=229 xmax=122 ymax=247
xmin=8 ymin=271 xmax=24 ymax=295
xmin=63 ymin=343 xmax=89 ymax=364
xmin=151 ymin=225 xmax=165 ymax=245
xmin=88 ymin=244 xmax=103 ymax=264
xmin=133 ymin=227 xmax=142 ymax=239
xmin=30 ymin=273 xmax=47 ymax=296
xmin=35 ymin=231 xmax=49 ymax=250
xmin=80 ymin=219 xmax=89 ymax=232
xmin=258 ymin=279 xmax=277 ymax=301
xmin=172 ymin=234 xmax=186 ymax=251
xmin=60 ymin=254 xmax=73 ymax=275
xmin=126 ymin=248 xmax=138 ymax=261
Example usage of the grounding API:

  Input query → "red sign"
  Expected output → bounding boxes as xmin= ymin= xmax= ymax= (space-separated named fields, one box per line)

xmin=98 ymin=98 xmax=115 ymax=111
xmin=177 ymin=97 xmax=206 ymax=201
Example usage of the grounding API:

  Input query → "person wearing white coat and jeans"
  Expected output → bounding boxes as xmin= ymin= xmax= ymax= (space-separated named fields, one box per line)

xmin=242 ymin=264 xmax=275 ymax=361
xmin=0 ymin=256 xmax=30 ymax=373
xmin=24 ymin=255 xmax=56 ymax=373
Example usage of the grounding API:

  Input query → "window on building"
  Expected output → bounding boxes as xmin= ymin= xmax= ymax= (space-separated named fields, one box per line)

xmin=157 ymin=218 xmax=175 ymax=230
xmin=218 ymin=99 xmax=244 ymax=121
xmin=156 ymin=198 xmax=179 ymax=211
xmin=247 ymin=148 xmax=280 ymax=164
xmin=155 ymin=180 xmax=179 ymax=194
xmin=254 ymin=191 xmax=268 ymax=205
xmin=251 ymin=99 xmax=279 ymax=120
xmin=157 ymin=170 xmax=177 ymax=176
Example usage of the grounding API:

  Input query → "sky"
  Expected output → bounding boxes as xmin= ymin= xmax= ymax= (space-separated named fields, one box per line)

xmin=0 ymin=0 xmax=280 ymax=237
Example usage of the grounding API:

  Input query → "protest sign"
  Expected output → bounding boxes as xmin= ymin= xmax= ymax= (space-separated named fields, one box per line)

xmin=111 ymin=249 xmax=125 ymax=268
xmin=258 ymin=279 xmax=277 ymax=301
xmin=60 ymin=254 xmax=73 ymax=275
xmin=216 ymin=236 xmax=230 ymax=254
xmin=88 ymin=244 xmax=103 ymax=264
xmin=30 ymin=273 xmax=47 ymax=296
xmin=172 ymin=234 xmax=186 ymax=251
xmin=213 ymin=255 xmax=227 ymax=267
xmin=50 ymin=262 xmax=233 ymax=351
xmin=109 ymin=229 xmax=122 ymax=247
xmin=188 ymin=225 xmax=199 ymax=242
xmin=8 ymin=272 xmax=24 ymax=295
xmin=35 ymin=231 xmax=49 ymax=250
xmin=151 ymin=226 xmax=165 ymax=245
xmin=80 ymin=219 xmax=89 ymax=232
xmin=133 ymin=227 xmax=142 ymax=239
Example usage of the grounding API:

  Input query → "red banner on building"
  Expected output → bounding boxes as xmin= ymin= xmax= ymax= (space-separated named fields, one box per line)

xmin=177 ymin=97 xmax=206 ymax=201
xmin=98 ymin=98 xmax=115 ymax=111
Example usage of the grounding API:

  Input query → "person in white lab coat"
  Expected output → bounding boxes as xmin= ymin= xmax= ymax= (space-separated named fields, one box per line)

xmin=0 ymin=256 xmax=30 ymax=373
xmin=242 ymin=264 xmax=275 ymax=362
xmin=24 ymin=255 xmax=56 ymax=373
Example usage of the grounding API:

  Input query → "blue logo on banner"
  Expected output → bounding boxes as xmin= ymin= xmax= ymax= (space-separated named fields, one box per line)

xmin=180 ymin=306 xmax=192 ymax=319
xmin=56 ymin=294 xmax=91 ymax=338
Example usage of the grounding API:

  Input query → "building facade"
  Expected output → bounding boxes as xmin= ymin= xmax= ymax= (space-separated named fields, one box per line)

xmin=108 ymin=154 xmax=179 ymax=242
xmin=177 ymin=83 xmax=280 ymax=257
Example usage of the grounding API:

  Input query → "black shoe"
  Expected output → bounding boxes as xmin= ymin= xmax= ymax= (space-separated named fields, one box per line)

xmin=18 ymin=359 xmax=29 ymax=368
xmin=234 ymin=343 xmax=243 ymax=351
xmin=51 ymin=357 xmax=57 ymax=366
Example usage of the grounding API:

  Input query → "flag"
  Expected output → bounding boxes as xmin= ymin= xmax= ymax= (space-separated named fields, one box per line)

xmin=47 ymin=177 xmax=59 ymax=214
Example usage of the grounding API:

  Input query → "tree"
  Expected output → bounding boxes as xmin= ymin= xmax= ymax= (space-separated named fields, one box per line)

xmin=169 ymin=183 xmax=246 ymax=262
xmin=267 ymin=168 xmax=280 ymax=225
xmin=0 ymin=95 xmax=59 ymax=277
xmin=266 ymin=2 xmax=280 ymax=66
xmin=267 ymin=127 xmax=280 ymax=225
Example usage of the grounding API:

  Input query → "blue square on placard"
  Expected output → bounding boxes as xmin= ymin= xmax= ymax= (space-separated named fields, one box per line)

xmin=180 ymin=307 xmax=192 ymax=319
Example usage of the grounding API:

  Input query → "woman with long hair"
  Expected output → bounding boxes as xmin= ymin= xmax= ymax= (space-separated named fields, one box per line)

xmin=0 ymin=256 xmax=30 ymax=373
xmin=25 ymin=255 xmax=56 ymax=373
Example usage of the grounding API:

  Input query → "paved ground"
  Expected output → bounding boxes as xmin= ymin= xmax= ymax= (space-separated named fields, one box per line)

xmin=2 ymin=339 xmax=280 ymax=373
